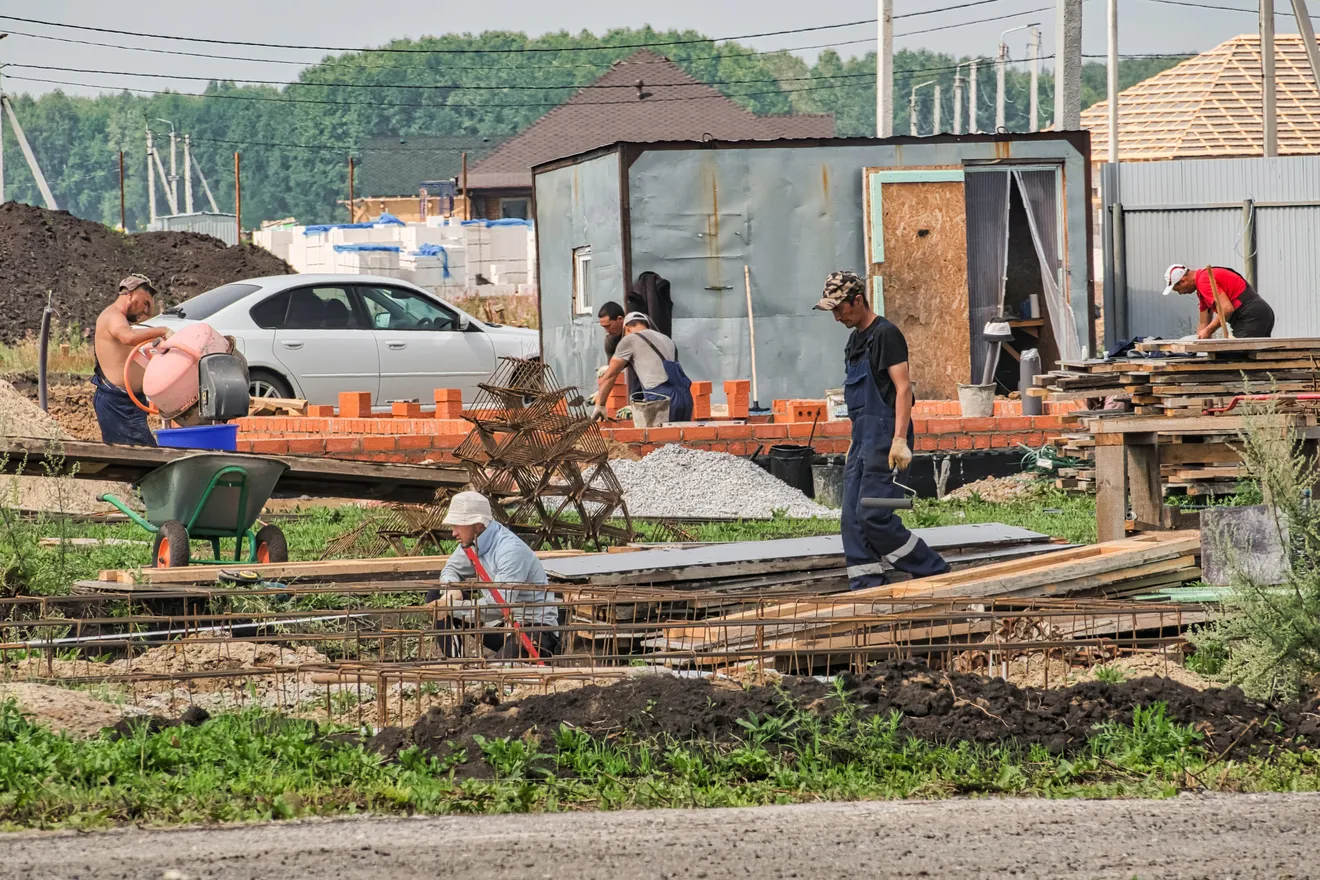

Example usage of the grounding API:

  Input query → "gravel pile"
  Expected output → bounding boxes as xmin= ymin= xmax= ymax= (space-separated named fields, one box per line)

xmin=610 ymin=445 xmax=838 ymax=519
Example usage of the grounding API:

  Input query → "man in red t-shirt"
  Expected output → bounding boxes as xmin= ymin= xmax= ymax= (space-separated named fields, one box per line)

xmin=1163 ymin=264 xmax=1275 ymax=338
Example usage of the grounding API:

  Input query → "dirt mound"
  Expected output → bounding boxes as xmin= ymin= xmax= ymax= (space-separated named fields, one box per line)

xmin=370 ymin=661 xmax=1319 ymax=769
xmin=0 ymin=202 xmax=291 ymax=342
xmin=0 ymin=682 xmax=135 ymax=736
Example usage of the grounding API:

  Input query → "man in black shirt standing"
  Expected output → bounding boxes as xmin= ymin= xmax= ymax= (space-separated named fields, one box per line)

xmin=815 ymin=271 xmax=949 ymax=591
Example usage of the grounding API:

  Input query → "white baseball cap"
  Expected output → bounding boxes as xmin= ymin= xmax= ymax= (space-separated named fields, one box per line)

xmin=442 ymin=491 xmax=493 ymax=527
xmin=622 ymin=311 xmax=651 ymax=327
xmin=1162 ymin=264 xmax=1189 ymax=296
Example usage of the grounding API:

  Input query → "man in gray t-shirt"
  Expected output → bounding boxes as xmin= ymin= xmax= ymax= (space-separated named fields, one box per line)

xmin=593 ymin=312 xmax=693 ymax=423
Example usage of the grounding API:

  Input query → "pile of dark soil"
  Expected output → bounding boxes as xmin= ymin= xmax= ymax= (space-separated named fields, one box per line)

xmin=369 ymin=662 xmax=1320 ymax=770
xmin=0 ymin=203 xmax=291 ymax=342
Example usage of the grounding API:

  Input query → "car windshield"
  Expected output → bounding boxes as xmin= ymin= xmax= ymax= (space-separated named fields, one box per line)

xmin=163 ymin=283 xmax=262 ymax=320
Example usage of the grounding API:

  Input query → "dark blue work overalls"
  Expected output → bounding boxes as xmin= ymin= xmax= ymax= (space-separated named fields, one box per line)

xmin=841 ymin=352 xmax=949 ymax=590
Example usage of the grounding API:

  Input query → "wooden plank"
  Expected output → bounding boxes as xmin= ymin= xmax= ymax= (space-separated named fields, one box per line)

xmin=248 ymin=397 xmax=308 ymax=416
xmin=1125 ymin=435 xmax=1163 ymax=528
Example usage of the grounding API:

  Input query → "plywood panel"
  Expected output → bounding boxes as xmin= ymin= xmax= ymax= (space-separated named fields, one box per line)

xmin=874 ymin=179 xmax=970 ymax=399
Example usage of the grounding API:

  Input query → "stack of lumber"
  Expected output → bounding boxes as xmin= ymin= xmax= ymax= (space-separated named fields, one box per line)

xmin=654 ymin=532 xmax=1202 ymax=664
xmin=1032 ymin=337 xmax=1320 ymax=496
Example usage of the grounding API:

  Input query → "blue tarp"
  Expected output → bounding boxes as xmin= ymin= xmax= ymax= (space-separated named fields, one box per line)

xmin=332 ymin=244 xmax=401 ymax=253
xmin=412 ymin=244 xmax=452 ymax=279
xmin=303 ymin=212 xmax=407 ymax=235
xmin=460 ymin=218 xmax=533 ymax=228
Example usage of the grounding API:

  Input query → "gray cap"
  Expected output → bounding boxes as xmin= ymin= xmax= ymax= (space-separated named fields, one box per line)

xmin=623 ymin=311 xmax=652 ymax=327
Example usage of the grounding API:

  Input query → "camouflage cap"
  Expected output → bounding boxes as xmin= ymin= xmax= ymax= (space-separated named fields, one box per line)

xmin=814 ymin=271 xmax=866 ymax=311
xmin=118 ymin=274 xmax=157 ymax=295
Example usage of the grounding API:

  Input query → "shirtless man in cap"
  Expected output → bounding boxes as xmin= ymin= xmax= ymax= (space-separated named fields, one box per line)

xmin=92 ymin=275 xmax=170 ymax=446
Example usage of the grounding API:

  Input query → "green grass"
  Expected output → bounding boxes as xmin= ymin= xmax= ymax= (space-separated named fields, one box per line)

xmin=907 ymin=488 xmax=1097 ymax=545
xmin=0 ymin=697 xmax=1315 ymax=830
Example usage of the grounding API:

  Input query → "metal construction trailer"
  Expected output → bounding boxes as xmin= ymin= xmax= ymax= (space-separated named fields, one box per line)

xmin=533 ymin=133 xmax=1094 ymax=402
xmin=1101 ymin=155 xmax=1320 ymax=351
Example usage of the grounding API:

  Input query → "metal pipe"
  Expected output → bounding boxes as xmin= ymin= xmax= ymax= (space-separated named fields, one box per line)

xmin=953 ymin=67 xmax=965 ymax=135
xmin=183 ymin=134 xmax=193 ymax=214
xmin=744 ymin=264 xmax=760 ymax=410
xmin=1107 ymin=0 xmax=1120 ymax=163
xmin=118 ymin=149 xmax=125 ymax=231
xmin=969 ymin=60 xmax=979 ymax=133
xmin=996 ymin=40 xmax=1008 ymax=130
xmin=933 ymin=84 xmax=942 ymax=133
xmin=1112 ymin=201 xmax=1128 ymax=342
xmin=1243 ymin=199 xmax=1257 ymax=288
xmin=37 ymin=296 xmax=50 ymax=412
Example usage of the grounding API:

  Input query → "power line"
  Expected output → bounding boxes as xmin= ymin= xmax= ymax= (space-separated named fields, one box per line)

xmin=0 ymin=13 xmax=881 ymax=53
xmin=1140 ymin=0 xmax=1316 ymax=16
xmin=5 ymin=62 xmax=881 ymax=91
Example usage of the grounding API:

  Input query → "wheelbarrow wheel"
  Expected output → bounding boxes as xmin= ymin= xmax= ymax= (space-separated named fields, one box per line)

xmin=253 ymin=524 xmax=288 ymax=564
xmin=152 ymin=521 xmax=191 ymax=568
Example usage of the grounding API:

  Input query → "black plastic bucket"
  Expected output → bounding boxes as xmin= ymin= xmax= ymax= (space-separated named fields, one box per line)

xmin=769 ymin=444 xmax=815 ymax=497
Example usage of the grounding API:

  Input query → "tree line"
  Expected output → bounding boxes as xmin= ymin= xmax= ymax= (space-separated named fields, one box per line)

xmin=0 ymin=27 xmax=1185 ymax=229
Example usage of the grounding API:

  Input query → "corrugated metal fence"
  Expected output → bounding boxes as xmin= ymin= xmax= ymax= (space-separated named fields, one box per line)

xmin=1102 ymin=156 xmax=1320 ymax=350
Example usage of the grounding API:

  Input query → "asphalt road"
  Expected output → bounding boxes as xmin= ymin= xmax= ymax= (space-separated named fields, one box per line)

xmin=4 ymin=794 xmax=1318 ymax=879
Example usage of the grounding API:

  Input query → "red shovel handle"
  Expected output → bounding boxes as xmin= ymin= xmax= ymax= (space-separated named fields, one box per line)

xmin=462 ymin=545 xmax=541 ymax=660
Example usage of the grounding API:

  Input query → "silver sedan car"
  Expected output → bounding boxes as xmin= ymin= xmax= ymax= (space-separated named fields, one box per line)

xmin=148 ymin=274 xmax=539 ymax=406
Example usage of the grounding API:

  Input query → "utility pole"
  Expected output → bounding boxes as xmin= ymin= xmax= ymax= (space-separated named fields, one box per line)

xmin=183 ymin=134 xmax=193 ymax=213
xmin=1291 ymin=0 xmax=1320 ymax=98
xmin=348 ymin=156 xmax=355 ymax=222
xmin=1261 ymin=0 xmax=1277 ymax=156
xmin=933 ymin=84 xmax=942 ymax=133
xmin=999 ymin=25 xmax=1038 ymax=132
xmin=233 ymin=152 xmax=241 ymax=245
xmin=1029 ymin=27 xmax=1042 ymax=131
xmin=969 ymin=60 xmax=980 ymax=133
xmin=1107 ymin=0 xmax=1120 ymax=163
xmin=191 ymin=149 xmax=219 ymax=213
xmin=1054 ymin=0 xmax=1084 ymax=130
xmin=877 ymin=0 xmax=895 ymax=137
xmin=155 ymin=119 xmax=178 ymax=212
xmin=118 ymin=149 xmax=125 ymax=231
xmin=461 ymin=151 xmax=469 ymax=220
xmin=147 ymin=128 xmax=156 ymax=225
xmin=0 ymin=32 xmax=7 ymax=203
xmin=150 ymin=137 xmax=178 ymax=215
xmin=910 ymin=81 xmax=936 ymax=136
xmin=953 ymin=65 xmax=966 ymax=135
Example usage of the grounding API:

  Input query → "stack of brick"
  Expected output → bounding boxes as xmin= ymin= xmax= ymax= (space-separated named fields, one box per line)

xmin=232 ymin=389 xmax=1071 ymax=463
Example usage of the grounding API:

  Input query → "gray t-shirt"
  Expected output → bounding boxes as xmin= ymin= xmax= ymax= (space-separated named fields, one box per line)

xmin=613 ymin=329 xmax=677 ymax=390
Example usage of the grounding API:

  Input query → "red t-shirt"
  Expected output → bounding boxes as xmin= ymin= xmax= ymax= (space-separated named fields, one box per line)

xmin=1194 ymin=267 xmax=1248 ymax=313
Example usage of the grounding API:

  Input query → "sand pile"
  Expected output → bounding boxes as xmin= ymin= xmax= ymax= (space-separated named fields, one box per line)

xmin=0 ymin=682 xmax=138 ymax=737
xmin=0 ymin=202 xmax=291 ymax=341
xmin=0 ymin=379 xmax=67 ymax=441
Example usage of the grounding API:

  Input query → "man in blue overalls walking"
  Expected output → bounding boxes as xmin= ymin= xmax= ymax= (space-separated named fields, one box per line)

xmin=815 ymin=271 xmax=949 ymax=591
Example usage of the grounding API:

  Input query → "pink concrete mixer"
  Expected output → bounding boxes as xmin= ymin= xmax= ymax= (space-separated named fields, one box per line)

xmin=126 ymin=323 xmax=251 ymax=425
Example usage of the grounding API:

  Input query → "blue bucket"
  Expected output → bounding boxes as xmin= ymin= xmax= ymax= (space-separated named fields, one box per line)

xmin=155 ymin=424 xmax=239 ymax=451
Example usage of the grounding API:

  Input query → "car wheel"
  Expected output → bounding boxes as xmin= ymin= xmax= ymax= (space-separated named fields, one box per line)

xmin=249 ymin=370 xmax=293 ymax=400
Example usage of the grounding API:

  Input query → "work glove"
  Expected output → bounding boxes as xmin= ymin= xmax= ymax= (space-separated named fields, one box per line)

xmin=426 ymin=588 xmax=464 ymax=612
xmin=591 ymin=404 xmax=609 ymax=422
xmin=587 ymin=391 xmax=598 ymax=405
xmin=888 ymin=436 xmax=913 ymax=471
xmin=596 ymin=364 xmax=609 ymax=379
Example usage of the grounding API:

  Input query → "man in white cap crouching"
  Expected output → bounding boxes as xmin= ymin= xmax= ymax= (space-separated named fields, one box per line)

xmin=427 ymin=491 xmax=561 ymax=660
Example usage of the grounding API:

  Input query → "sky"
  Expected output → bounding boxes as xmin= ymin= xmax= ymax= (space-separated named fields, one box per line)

xmin=0 ymin=0 xmax=1300 ymax=99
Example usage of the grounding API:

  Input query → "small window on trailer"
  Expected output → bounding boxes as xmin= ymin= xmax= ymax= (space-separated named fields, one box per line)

xmin=572 ymin=246 xmax=592 ymax=316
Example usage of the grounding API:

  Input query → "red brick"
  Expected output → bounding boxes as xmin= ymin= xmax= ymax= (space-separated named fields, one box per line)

xmin=608 ymin=428 xmax=645 ymax=443
xmin=286 ymin=438 xmax=325 ymax=455
xmin=937 ymin=436 xmax=957 ymax=451
xmin=1030 ymin=415 xmax=1066 ymax=430
xmin=926 ymin=418 xmax=963 ymax=434
xmin=715 ymin=424 xmax=754 ymax=440
xmin=690 ymin=381 xmax=713 ymax=395
xmin=307 ymin=405 xmax=336 ymax=418
xmin=248 ymin=438 xmax=289 ymax=455
xmin=822 ymin=420 xmax=852 ymax=437
xmin=990 ymin=433 xmax=1010 ymax=449
xmin=996 ymin=417 xmax=1031 ymax=431
xmin=961 ymin=417 xmax=997 ymax=433
xmin=955 ymin=434 xmax=973 ymax=450
xmin=646 ymin=427 xmax=682 ymax=443
xmin=915 ymin=436 xmax=938 ymax=452
xmin=973 ymin=434 xmax=992 ymax=449
xmin=435 ymin=419 xmax=470 ymax=435
xmin=392 ymin=401 xmax=422 ymax=419
xmin=753 ymin=425 xmax=788 ymax=440
xmin=363 ymin=436 xmax=397 ymax=452
xmin=398 ymin=435 xmax=435 ymax=450
xmin=821 ymin=439 xmax=850 ymax=454
xmin=325 ymin=437 xmax=363 ymax=454
xmin=434 ymin=388 xmax=462 ymax=403
xmin=724 ymin=379 xmax=751 ymax=395
xmin=682 ymin=426 xmax=718 ymax=441
xmin=726 ymin=441 xmax=750 ymax=456
xmin=338 ymin=391 xmax=373 ymax=419
xmin=911 ymin=418 xmax=928 ymax=435
xmin=1025 ymin=431 xmax=1045 ymax=447
xmin=637 ymin=444 xmax=658 ymax=456
xmin=787 ymin=423 xmax=818 ymax=439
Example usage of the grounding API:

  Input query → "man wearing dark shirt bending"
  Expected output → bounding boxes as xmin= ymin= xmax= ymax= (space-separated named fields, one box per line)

xmin=815 ymin=271 xmax=949 ymax=591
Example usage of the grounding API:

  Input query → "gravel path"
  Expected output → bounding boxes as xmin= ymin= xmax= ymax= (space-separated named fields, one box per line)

xmin=610 ymin=445 xmax=838 ymax=519
xmin=3 ymin=794 xmax=1316 ymax=879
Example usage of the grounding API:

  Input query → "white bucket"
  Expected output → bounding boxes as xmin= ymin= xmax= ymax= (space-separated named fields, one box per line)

xmin=631 ymin=392 xmax=671 ymax=428
xmin=957 ymin=383 xmax=996 ymax=419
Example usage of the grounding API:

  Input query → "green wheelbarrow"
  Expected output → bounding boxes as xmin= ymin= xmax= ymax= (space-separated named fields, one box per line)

xmin=100 ymin=452 xmax=291 ymax=569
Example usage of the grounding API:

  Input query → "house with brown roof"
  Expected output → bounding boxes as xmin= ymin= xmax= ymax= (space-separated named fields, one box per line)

xmin=463 ymin=49 xmax=835 ymax=220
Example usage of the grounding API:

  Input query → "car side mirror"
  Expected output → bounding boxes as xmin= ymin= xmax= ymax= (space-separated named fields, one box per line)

xmin=457 ymin=315 xmax=471 ymax=331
